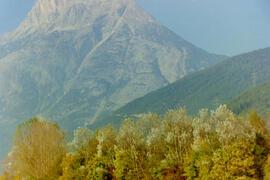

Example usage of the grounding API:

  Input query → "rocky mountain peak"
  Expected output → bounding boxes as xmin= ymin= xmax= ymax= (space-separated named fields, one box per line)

xmin=0 ymin=0 xmax=225 ymax=163
xmin=1 ymin=0 xmax=140 ymax=40
xmin=22 ymin=0 xmax=133 ymax=28
xmin=0 ymin=0 xmax=155 ymax=44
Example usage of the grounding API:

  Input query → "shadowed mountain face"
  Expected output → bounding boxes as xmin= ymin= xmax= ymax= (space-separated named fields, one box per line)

xmin=99 ymin=48 xmax=270 ymax=129
xmin=0 ymin=0 xmax=224 ymax=160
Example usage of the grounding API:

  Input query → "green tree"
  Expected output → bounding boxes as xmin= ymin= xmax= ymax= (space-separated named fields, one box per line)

xmin=210 ymin=141 xmax=265 ymax=179
xmin=114 ymin=120 xmax=149 ymax=180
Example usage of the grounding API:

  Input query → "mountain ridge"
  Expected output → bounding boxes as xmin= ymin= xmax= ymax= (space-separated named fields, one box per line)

xmin=97 ymin=47 xmax=270 ymax=129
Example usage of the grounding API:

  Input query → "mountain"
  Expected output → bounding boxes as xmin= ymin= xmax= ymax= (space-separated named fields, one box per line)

xmin=227 ymin=82 xmax=270 ymax=117
xmin=0 ymin=0 xmax=224 ymax=160
xmin=98 ymin=48 xmax=270 ymax=128
xmin=2 ymin=0 xmax=270 ymax=56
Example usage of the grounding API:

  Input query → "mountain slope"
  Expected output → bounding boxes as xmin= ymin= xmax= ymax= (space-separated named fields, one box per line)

xmin=98 ymin=48 xmax=270 ymax=128
xmin=227 ymin=82 xmax=270 ymax=117
xmin=0 ymin=0 xmax=224 ymax=160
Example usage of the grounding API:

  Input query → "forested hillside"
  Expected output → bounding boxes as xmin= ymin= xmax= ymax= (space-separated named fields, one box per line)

xmin=98 ymin=48 xmax=270 ymax=128
xmin=228 ymin=82 xmax=270 ymax=116
xmin=1 ymin=0 xmax=270 ymax=179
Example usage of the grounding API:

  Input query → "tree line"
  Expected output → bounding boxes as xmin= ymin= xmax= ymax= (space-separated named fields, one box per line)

xmin=1 ymin=105 xmax=270 ymax=179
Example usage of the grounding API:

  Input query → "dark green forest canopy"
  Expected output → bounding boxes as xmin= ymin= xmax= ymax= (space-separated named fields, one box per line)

xmin=228 ymin=82 xmax=270 ymax=117
xmin=96 ymin=47 xmax=270 ymax=129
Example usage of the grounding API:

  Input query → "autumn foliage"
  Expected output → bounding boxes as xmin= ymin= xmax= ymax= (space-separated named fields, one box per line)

xmin=1 ymin=105 xmax=270 ymax=179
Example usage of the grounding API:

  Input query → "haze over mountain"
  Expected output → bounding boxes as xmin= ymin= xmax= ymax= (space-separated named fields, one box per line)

xmin=99 ymin=48 xmax=270 ymax=128
xmin=0 ymin=0 xmax=224 ymax=160
xmin=1 ymin=0 xmax=270 ymax=55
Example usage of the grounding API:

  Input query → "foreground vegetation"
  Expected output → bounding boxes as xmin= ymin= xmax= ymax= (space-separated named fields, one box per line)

xmin=1 ymin=105 xmax=270 ymax=179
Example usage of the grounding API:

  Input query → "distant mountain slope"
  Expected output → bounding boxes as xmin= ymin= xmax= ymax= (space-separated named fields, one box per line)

xmin=98 ymin=48 xmax=270 ymax=128
xmin=0 ymin=0 xmax=224 ymax=161
xmin=227 ymin=82 xmax=270 ymax=117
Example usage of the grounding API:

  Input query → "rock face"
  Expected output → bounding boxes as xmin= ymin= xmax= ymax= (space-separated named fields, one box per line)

xmin=101 ymin=48 xmax=270 ymax=129
xmin=0 ymin=0 xmax=224 ymax=160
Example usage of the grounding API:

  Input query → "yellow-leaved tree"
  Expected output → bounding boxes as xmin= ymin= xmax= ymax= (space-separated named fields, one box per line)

xmin=2 ymin=118 xmax=66 ymax=179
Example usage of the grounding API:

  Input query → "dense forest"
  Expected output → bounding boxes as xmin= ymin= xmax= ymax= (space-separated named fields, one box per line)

xmin=228 ymin=82 xmax=270 ymax=117
xmin=1 ymin=105 xmax=270 ymax=180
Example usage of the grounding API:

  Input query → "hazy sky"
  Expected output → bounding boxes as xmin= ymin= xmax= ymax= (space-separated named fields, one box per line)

xmin=0 ymin=0 xmax=270 ymax=56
